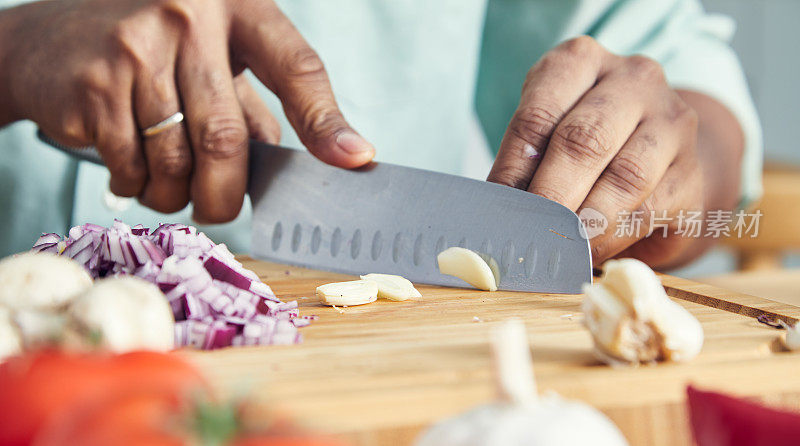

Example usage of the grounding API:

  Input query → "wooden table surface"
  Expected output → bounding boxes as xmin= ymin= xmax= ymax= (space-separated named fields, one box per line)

xmin=700 ymin=268 xmax=800 ymax=307
xmin=181 ymin=259 xmax=800 ymax=446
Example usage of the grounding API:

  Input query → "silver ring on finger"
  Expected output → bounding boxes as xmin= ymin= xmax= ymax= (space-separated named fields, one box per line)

xmin=142 ymin=111 xmax=184 ymax=137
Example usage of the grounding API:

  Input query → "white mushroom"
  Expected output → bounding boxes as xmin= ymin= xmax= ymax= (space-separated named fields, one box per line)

xmin=12 ymin=309 xmax=67 ymax=348
xmin=0 ymin=252 xmax=92 ymax=310
xmin=582 ymin=258 xmax=704 ymax=365
xmin=68 ymin=276 xmax=174 ymax=352
xmin=0 ymin=307 xmax=23 ymax=362
xmin=416 ymin=320 xmax=628 ymax=446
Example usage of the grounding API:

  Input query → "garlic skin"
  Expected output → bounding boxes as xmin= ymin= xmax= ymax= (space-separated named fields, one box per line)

xmin=783 ymin=323 xmax=800 ymax=351
xmin=68 ymin=276 xmax=174 ymax=352
xmin=437 ymin=247 xmax=498 ymax=291
xmin=0 ymin=307 xmax=23 ymax=362
xmin=582 ymin=258 xmax=703 ymax=364
xmin=0 ymin=253 xmax=92 ymax=310
xmin=360 ymin=273 xmax=422 ymax=301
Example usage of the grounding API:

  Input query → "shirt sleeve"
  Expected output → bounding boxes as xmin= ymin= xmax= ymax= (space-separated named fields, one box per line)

xmin=587 ymin=0 xmax=763 ymax=209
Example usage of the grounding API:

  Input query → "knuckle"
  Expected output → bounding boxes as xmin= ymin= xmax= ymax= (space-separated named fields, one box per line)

xmin=488 ymin=166 xmax=531 ymax=190
xmin=303 ymin=107 xmax=345 ymax=138
xmin=77 ymin=61 xmax=113 ymax=95
xmin=60 ymin=114 xmax=91 ymax=145
xmin=153 ymin=147 xmax=192 ymax=178
xmin=196 ymin=202 xmax=242 ymax=224
xmin=672 ymin=98 xmax=698 ymax=127
xmin=198 ymin=117 xmax=248 ymax=159
xmin=529 ymin=184 xmax=569 ymax=205
xmin=110 ymin=20 xmax=145 ymax=67
xmin=160 ymin=0 xmax=198 ymax=32
xmin=108 ymin=146 xmax=147 ymax=182
xmin=509 ymin=105 xmax=561 ymax=147
xmin=626 ymin=55 xmax=664 ymax=82
xmin=560 ymin=35 xmax=600 ymax=58
xmin=604 ymin=153 xmax=652 ymax=198
xmin=552 ymin=120 xmax=612 ymax=165
xmin=284 ymin=47 xmax=327 ymax=80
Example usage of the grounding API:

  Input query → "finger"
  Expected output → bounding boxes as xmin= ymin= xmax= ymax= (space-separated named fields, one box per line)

xmin=177 ymin=9 xmax=248 ymax=223
xmin=613 ymin=157 xmax=704 ymax=268
xmin=578 ymin=118 xmax=685 ymax=263
xmin=528 ymin=57 xmax=664 ymax=210
xmin=591 ymin=148 xmax=703 ymax=266
xmin=230 ymin=0 xmax=374 ymax=168
xmin=134 ymin=65 xmax=193 ymax=213
xmin=234 ymin=73 xmax=281 ymax=144
xmin=488 ymin=36 xmax=609 ymax=189
xmin=86 ymin=66 xmax=147 ymax=198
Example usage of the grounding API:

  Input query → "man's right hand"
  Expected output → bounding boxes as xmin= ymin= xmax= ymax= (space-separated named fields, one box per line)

xmin=0 ymin=0 xmax=375 ymax=222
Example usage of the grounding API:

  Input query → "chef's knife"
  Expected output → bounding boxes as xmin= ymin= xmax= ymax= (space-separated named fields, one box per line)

xmin=37 ymin=132 xmax=592 ymax=293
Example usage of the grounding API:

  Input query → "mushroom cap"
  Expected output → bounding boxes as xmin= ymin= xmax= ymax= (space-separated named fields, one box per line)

xmin=0 ymin=253 xmax=92 ymax=310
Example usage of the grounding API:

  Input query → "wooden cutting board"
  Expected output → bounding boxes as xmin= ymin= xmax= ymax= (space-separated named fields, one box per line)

xmin=181 ymin=258 xmax=800 ymax=446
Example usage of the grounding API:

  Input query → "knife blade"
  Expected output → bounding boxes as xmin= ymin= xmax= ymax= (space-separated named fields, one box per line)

xmin=37 ymin=132 xmax=592 ymax=293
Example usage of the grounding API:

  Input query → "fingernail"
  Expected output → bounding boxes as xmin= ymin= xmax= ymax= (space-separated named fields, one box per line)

xmin=336 ymin=131 xmax=374 ymax=155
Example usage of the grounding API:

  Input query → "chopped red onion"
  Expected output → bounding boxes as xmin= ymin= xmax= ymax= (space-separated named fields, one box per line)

xmin=31 ymin=220 xmax=306 ymax=349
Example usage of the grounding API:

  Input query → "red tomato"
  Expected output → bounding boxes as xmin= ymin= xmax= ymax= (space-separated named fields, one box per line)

xmin=0 ymin=350 xmax=207 ymax=446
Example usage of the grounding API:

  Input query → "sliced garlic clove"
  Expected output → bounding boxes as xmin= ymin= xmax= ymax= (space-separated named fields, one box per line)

xmin=783 ymin=323 xmax=800 ymax=351
xmin=437 ymin=247 xmax=498 ymax=291
xmin=360 ymin=273 xmax=421 ymax=301
xmin=316 ymin=280 xmax=378 ymax=306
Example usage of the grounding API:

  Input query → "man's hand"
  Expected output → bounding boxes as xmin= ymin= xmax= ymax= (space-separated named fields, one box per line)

xmin=488 ymin=36 xmax=744 ymax=269
xmin=0 ymin=0 xmax=375 ymax=223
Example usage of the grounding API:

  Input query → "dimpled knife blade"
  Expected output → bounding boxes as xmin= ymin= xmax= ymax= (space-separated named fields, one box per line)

xmin=249 ymin=142 xmax=592 ymax=294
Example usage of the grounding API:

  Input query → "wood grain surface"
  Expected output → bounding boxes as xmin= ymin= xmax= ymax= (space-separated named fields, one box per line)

xmin=181 ymin=258 xmax=800 ymax=446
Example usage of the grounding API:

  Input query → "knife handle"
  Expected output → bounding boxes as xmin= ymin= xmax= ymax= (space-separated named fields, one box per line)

xmin=36 ymin=129 xmax=285 ymax=166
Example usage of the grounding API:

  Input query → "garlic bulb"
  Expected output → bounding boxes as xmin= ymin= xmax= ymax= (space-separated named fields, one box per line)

xmin=0 ymin=252 xmax=92 ymax=310
xmin=68 ymin=276 xmax=174 ymax=352
xmin=582 ymin=258 xmax=703 ymax=364
xmin=416 ymin=320 xmax=628 ymax=446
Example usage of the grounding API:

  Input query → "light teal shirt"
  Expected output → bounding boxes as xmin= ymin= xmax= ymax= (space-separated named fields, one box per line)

xmin=0 ymin=0 xmax=762 ymax=256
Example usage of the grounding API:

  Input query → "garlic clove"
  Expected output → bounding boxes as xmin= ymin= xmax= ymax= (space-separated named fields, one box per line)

xmin=783 ymin=323 xmax=800 ymax=351
xmin=316 ymin=280 xmax=378 ymax=306
xmin=600 ymin=258 xmax=663 ymax=319
xmin=360 ymin=273 xmax=422 ymax=301
xmin=437 ymin=247 xmax=498 ymax=291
